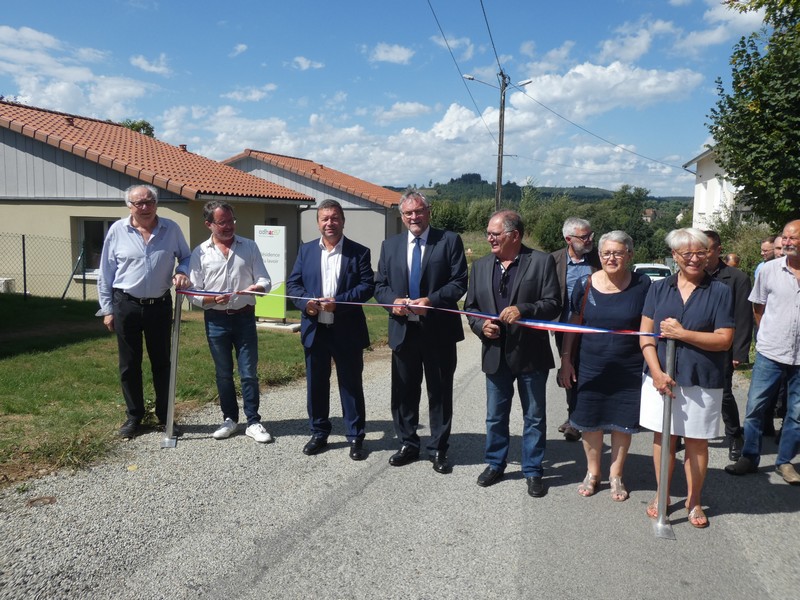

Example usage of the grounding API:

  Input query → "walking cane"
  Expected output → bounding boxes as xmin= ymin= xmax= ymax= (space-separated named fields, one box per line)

xmin=160 ymin=293 xmax=182 ymax=449
xmin=653 ymin=338 xmax=676 ymax=540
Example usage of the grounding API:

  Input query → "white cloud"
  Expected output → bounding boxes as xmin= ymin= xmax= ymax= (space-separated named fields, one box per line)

xmin=431 ymin=34 xmax=474 ymax=61
xmin=221 ymin=83 xmax=277 ymax=102
xmin=520 ymin=40 xmax=536 ymax=58
xmin=369 ymin=43 xmax=414 ymax=65
xmin=669 ymin=0 xmax=692 ymax=6
xmin=674 ymin=0 xmax=765 ymax=54
xmin=375 ymin=101 xmax=432 ymax=125
xmin=523 ymin=41 xmax=575 ymax=75
xmin=520 ymin=61 xmax=703 ymax=121
xmin=229 ymin=44 xmax=247 ymax=58
xmin=597 ymin=19 xmax=677 ymax=63
xmin=130 ymin=52 xmax=171 ymax=76
xmin=291 ymin=56 xmax=324 ymax=70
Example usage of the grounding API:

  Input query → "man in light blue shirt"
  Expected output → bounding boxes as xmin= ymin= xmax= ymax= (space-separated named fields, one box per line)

xmin=726 ymin=220 xmax=800 ymax=485
xmin=97 ymin=185 xmax=190 ymax=439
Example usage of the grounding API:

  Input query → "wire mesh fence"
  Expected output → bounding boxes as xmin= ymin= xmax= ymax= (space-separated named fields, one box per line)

xmin=0 ymin=232 xmax=99 ymax=301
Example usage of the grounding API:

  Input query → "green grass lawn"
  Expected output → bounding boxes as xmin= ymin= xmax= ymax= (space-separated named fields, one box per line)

xmin=0 ymin=294 xmax=388 ymax=484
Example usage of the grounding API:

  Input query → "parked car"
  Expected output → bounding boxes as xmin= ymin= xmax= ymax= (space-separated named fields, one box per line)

xmin=633 ymin=263 xmax=672 ymax=281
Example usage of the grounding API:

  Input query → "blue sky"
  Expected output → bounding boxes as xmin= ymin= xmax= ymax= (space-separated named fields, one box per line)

xmin=0 ymin=0 xmax=765 ymax=196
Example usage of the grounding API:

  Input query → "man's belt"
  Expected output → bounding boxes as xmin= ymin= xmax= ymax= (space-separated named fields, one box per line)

xmin=115 ymin=289 xmax=170 ymax=305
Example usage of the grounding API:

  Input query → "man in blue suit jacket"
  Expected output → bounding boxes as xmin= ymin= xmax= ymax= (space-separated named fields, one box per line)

xmin=374 ymin=189 xmax=468 ymax=474
xmin=287 ymin=199 xmax=375 ymax=460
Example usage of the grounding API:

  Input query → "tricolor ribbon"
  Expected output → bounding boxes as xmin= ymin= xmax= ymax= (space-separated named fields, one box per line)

xmin=177 ymin=289 xmax=657 ymax=337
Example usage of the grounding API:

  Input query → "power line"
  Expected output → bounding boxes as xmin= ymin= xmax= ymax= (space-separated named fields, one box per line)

xmin=509 ymin=83 xmax=689 ymax=173
xmin=427 ymin=0 xmax=497 ymax=145
xmin=479 ymin=0 xmax=503 ymax=73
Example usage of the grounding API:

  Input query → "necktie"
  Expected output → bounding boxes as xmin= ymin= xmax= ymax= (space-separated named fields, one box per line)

xmin=409 ymin=237 xmax=421 ymax=299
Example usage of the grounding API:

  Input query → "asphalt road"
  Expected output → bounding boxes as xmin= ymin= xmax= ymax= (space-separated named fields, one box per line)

xmin=1 ymin=324 xmax=798 ymax=599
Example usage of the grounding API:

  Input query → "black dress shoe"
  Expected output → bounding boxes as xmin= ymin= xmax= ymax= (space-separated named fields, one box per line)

xmin=527 ymin=476 xmax=546 ymax=497
xmin=388 ymin=444 xmax=419 ymax=466
xmin=429 ymin=451 xmax=452 ymax=474
xmin=724 ymin=456 xmax=757 ymax=475
xmin=728 ymin=434 xmax=744 ymax=461
xmin=303 ymin=436 xmax=328 ymax=456
xmin=349 ymin=439 xmax=366 ymax=461
xmin=477 ymin=466 xmax=504 ymax=487
xmin=118 ymin=418 xmax=140 ymax=439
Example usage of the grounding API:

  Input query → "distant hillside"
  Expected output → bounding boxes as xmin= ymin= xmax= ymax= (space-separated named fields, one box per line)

xmin=384 ymin=178 xmax=690 ymax=204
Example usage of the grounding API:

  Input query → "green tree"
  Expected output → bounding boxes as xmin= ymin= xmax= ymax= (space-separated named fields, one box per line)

xmin=122 ymin=118 xmax=155 ymax=137
xmin=430 ymin=199 xmax=466 ymax=232
xmin=708 ymin=1 xmax=800 ymax=226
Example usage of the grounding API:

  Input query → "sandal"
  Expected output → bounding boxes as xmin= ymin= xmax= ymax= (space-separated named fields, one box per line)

xmin=688 ymin=506 xmax=709 ymax=529
xmin=577 ymin=472 xmax=599 ymax=497
xmin=646 ymin=496 xmax=658 ymax=519
xmin=609 ymin=476 xmax=628 ymax=502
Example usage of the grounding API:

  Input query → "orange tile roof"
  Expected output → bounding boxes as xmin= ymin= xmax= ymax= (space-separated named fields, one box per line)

xmin=226 ymin=149 xmax=402 ymax=209
xmin=0 ymin=101 xmax=312 ymax=202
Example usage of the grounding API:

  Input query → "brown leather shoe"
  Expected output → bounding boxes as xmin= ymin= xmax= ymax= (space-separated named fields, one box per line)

xmin=777 ymin=463 xmax=800 ymax=485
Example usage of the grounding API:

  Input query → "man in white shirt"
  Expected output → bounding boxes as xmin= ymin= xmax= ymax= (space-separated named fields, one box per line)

xmin=286 ymin=200 xmax=375 ymax=460
xmin=189 ymin=201 xmax=273 ymax=443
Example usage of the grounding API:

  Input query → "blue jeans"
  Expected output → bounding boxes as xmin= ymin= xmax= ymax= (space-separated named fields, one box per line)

xmin=485 ymin=360 xmax=548 ymax=477
xmin=204 ymin=310 xmax=261 ymax=425
xmin=742 ymin=352 xmax=800 ymax=466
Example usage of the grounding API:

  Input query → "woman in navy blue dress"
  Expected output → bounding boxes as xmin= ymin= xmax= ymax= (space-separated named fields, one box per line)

xmin=558 ymin=231 xmax=651 ymax=502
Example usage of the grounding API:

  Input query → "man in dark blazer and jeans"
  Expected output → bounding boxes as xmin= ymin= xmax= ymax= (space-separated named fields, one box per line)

xmin=287 ymin=199 xmax=375 ymax=461
xmin=374 ymin=189 xmax=468 ymax=474
xmin=465 ymin=210 xmax=561 ymax=497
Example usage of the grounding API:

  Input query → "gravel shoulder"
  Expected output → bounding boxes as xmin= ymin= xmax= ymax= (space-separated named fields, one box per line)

xmin=1 ymin=325 xmax=798 ymax=600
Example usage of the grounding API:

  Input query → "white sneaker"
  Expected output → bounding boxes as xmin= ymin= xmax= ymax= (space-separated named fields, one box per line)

xmin=212 ymin=418 xmax=238 ymax=440
xmin=245 ymin=422 xmax=274 ymax=443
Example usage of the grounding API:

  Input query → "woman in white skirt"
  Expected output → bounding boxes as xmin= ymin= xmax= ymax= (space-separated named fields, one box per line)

xmin=639 ymin=228 xmax=734 ymax=528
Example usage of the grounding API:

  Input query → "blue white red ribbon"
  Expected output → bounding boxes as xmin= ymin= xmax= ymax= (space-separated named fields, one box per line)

xmin=177 ymin=288 xmax=656 ymax=337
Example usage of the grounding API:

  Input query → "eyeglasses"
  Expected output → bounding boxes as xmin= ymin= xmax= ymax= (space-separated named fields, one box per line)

xmin=677 ymin=250 xmax=708 ymax=261
xmin=571 ymin=232 xmax=594 ymax=242
xmin=599 ymin=251 xmax=628 ymax=260
xmin=499 ymin=269 xmax=510 ymax=295
xmin=130 ymin=200 xmax=156 ymax=209
xmin=211 ymin=219 xmax=236 ymax=227
xmin=486 ymin=230 xmax=511 ymax=241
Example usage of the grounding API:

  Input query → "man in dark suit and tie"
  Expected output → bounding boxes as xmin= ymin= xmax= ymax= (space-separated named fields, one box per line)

xmin=374 ymin=189 xmax=468 ymax=474
xmin=287 ymin=199 xmax=375 ymax=460
xmin=465 ymin=210 xmax=561 ymax=497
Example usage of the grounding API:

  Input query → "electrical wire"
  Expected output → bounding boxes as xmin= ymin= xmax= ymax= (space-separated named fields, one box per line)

xmin=427 ymin=0 xmax=497 ymax=145
xmin=479 ymin=0 xmax=503 ymax=73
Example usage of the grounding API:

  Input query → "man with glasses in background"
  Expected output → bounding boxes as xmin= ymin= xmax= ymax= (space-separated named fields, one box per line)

xmin=465 ymin=210 xmax=561 ymax=497
xmin=726 ymin=220 xmax=800 ymax=485
xmin=550 ymin=217 xmax=601 ymax=441
xmin=374 ymin=189 xmax=468 ymax=474
xmin=189 ymin=201 xmax=273 ymax=444
xmin=98 ymin=184 xmax=191 ymax=439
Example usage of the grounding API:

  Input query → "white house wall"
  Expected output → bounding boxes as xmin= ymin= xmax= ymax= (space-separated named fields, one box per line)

xmin=691 ymin=154 xmax=737 ymax=230
xmin=229 ymin=156 xmax=398 ymax=270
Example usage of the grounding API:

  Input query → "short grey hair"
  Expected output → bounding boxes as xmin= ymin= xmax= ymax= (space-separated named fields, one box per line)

xmin=490 ymin=210 xmax=524 ymax=238
xmin=398 ymin=188 xmax=430 ymax=213
xmin=124 ymin=184 xmax=158 ymax=207
xmin=598 ymin=230 xmax=633 ymax=254
xmin=562 ymin=217 xmax=591 ymax=238
xmin=665 ymin=227 xmax=709 ymax=251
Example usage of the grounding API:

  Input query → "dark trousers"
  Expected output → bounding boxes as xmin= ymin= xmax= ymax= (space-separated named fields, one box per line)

xmin=305 ymin=325 xmax=366 ymax=441
xmin=721 ymin=354 xmax=742 ymax=438
xmin=113 ymin=290 xmax=172 ymax=423
xmin=390 ymin=324 xmax=457 ymax=454
xmin=554 ymin=331 xmax=578 ymax=418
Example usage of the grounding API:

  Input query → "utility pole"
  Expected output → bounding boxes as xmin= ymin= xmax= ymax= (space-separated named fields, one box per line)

xmin=495 ymin=70 xmax=510 ymax=212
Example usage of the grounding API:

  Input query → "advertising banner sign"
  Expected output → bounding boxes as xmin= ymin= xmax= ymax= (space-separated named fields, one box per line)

xmin=254 ymin=225 xmax=286 ymax=320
